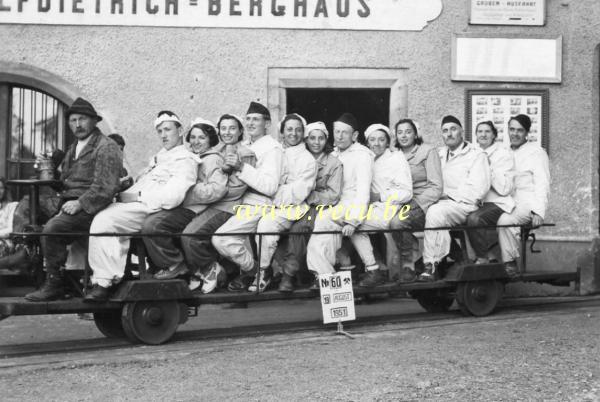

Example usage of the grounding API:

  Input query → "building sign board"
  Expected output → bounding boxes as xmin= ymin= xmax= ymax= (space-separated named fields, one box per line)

xmin=452 ymin=35 xmax=562 ymax=83
xmin=469 ymin=0 xmax=545 ymax=26
xmin=0 ymin=0 xmax=442 ymax=31
xmin=319 ymin=271 xmax=355 ymax=324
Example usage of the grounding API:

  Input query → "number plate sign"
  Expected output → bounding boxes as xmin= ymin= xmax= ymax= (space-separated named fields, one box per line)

xmin=319 ymin=271 xmax=356 ymax=324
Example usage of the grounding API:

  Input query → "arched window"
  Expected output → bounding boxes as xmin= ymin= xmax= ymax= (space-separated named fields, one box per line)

xmin=0 ymin=84 xmax=73 ymax=180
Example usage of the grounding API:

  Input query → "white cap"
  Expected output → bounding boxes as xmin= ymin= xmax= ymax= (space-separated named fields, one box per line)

xmin=304 ymin=121 xmax=329 ymax=138
xmin=190 ymin=117 xmax=216 ymax=131
xmin=365 ymin=124 xmax=391 ymax=140
xmin=280 ymin=113 xmax=307 ymax=131
xmin=154 ymin=111 xmax=182 ymax=128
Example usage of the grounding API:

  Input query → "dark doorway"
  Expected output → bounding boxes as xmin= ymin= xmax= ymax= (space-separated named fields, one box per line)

xmin=286 ymin=88 xmax=390 ymax=144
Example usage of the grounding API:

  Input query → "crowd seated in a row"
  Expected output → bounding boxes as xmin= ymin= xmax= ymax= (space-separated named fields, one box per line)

xmin=18 ymin=97 xmax=549 ymax=302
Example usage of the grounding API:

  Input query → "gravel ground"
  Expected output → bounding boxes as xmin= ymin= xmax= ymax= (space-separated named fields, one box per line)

xmin=2 ymin=305 xmax=599 ymax=401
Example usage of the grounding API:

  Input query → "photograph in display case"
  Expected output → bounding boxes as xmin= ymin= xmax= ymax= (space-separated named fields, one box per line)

xmin=465 ymin=89 xmax=549 ymax=151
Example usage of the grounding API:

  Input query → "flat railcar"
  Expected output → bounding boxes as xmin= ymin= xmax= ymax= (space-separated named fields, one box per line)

xmin=0 ymin=225 xmax=579 ymax=345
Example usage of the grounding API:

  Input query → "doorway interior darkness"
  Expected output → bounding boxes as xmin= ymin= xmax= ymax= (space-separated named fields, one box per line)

xmin=286 ymin=88 xmax=391 ymax=144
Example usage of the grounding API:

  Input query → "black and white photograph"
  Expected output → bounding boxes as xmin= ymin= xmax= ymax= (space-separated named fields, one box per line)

xmin=0 ymin=0 xmax=599 ymax=400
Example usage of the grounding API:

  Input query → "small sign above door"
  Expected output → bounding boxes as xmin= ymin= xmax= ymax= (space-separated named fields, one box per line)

xmin=469 ymin=0 xmax=546 ymax=26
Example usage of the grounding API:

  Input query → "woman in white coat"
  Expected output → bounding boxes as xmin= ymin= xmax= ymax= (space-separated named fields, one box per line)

xmin=466 ymin=121 xmax=515 ymax=264
xmin=353 ymin=124 xmax=413 ymax=287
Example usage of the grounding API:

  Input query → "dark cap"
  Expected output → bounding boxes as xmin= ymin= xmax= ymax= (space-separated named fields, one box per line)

xmin=246 ymin=101 xmax=271 ymax=120
xmin=441 ymin=115 xmax=462 ymax=128
xmin=66 ymin=97 xmax=102 ymax=122
xmin=509 ymin=114 xmax=532 ymax=132
xmin=335 ymin=112 xmax=359 ymax=132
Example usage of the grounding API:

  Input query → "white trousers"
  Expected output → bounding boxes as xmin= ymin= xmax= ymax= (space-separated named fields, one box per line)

xmin=307 ymin=208 xmax=343 ymax=275
xmin=65 ymin=241 xmax=87 ymax=271
xmin=212 ymin=206 xmax=305 ymax=272
xmin=350 ymin=203 xmax=391 ymax=269
xmin=497 ymin=204 xmax=532 ymax=262
xmin=88 ymin=202 xmax=153 ymax=287
xmin=423 ymin=200 xmax=477 ymax=264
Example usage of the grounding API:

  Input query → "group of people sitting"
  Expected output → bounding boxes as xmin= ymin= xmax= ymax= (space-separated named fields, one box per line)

xmin=20 ymin=96 xmax=550 ymax=303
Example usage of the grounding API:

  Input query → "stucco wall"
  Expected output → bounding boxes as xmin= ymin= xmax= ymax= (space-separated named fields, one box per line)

xmin=0 ymin=0 xmax=598 ymax=245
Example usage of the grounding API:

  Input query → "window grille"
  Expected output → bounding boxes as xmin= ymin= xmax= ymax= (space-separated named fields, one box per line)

xmin=6 ymin=86 xmax=68 ymax=179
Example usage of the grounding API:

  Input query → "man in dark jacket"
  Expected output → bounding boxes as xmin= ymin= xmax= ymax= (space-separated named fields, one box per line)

xmin=25 ymin=97 xmax=123 ymax=301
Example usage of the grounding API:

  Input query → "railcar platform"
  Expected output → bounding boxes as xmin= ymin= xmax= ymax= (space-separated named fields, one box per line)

xmin=0 ymin=269 xmax=578 ymax=317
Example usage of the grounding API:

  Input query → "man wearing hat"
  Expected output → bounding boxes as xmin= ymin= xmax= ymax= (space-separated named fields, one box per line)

xmin=25 ymin=98 xmax=123 ymax=301
xmin=243 ymin=113 xmax=317 ymax=292
xmin=84 ymin=110 xmax=198 ymax=301
xmin=212 ymin=101 xmax=285 ymax=292
xmin=419 ymin=115 xmax=490 ymax=281
xmin=496 ymin=114 xmax=550 ymax=277
xmin=307 ymin=113 xmax=375 ymax=279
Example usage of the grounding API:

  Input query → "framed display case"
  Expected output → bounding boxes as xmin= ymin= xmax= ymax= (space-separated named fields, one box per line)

xmin=465 ymin=88 xmax=549 ymax=151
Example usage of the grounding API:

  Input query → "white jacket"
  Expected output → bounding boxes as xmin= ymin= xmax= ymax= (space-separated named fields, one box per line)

xmin=124 ymin=144 xmax=198 ymax=212
xmin=238 ymin=134 xmax=284 ymax=206
xmin=438 ymin=141 xmax=490 ymax=206
xmin=273 ymin=143 xmax=317 ymax=207
xmin=482 ymin=142 xmax=515 ymax=213
xmin=372 ymin=149 xmax=413 ymax=205
xmin=511 ymin=142 xmax=550 ymax=219
xmin=334 ymin=142 xmax=374 ymax=226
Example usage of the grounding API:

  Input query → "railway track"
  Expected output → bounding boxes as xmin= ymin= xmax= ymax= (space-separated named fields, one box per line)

xmin=1 ymin=295 xmax=599 ymax=370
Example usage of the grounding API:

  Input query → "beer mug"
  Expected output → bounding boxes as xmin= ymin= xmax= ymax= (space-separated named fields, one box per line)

xmin=222 ymin=144 xmax=236 ymax=174
xmin=34 ymin=151 xmax=55 ymax=180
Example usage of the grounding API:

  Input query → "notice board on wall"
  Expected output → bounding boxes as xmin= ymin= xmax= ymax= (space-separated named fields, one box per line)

xmin=469 ymin=0 xmax=546 ymax=26
xmin=452 ymin=34 xmax=562 ymax=83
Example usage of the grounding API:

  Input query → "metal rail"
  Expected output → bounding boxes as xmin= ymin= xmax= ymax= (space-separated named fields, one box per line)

xmin=4 ymin=223 xmax=554 ymax=287
xmin=10 ymin=223 xmax=555 ymax=238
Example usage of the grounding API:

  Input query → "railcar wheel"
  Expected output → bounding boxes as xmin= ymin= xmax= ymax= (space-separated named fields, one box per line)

xmin=93 ymin=310 xmax=126 ymax=339
xmin=456 ymin=280 xmax=503 ymax=317
xmin=121 ymin=301 xmax=181 ymax=345
xmin=414 ymin=290 xmax=454 ymax=313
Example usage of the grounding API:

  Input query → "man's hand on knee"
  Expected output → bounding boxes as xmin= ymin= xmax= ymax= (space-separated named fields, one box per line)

xmin=61 ymin=200 xmax=83 ymax=215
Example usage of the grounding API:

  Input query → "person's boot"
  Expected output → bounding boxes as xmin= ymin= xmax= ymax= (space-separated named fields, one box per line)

xmin=397 ymin=267 xmax=417 ymax=283
xmin=200 ymin=262 xmax=227 ymax=294
xmin=153 ymin=261 xmax=189 ymax=280
xmin=359 ymin=269 xmax=387 ymax=287
xmin=504 ymin=260 xmax=519 ymax=279
xmin=278 ymin=273 xmax=294 ymax=293
xmin=83 ymin=284 xmax=111 ymax=302
xmin=418 ymin=262 xmax=438 ymax=282
xmin=24 ymin=273 xmax=64 ymax=301
xmin=248 ymin=267 xmax=273 ymax=293
xmin=228 ymin=267 xmax=257 ymax=292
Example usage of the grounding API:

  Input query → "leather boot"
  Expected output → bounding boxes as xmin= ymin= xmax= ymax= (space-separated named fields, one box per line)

xmin=25 ymin=273 xmax=65 ymax=301
xmin=359 ymin=269 xmax=387 ymax=287
xmin=278 ymin=274 xmax=294 ymax=293
xmin=83 ymin=284 xmax=111 ymax=302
